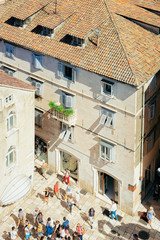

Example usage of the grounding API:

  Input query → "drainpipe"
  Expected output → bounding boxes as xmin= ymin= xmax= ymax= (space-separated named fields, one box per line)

xmin=140 ymin=85 xmax=145 ymax=190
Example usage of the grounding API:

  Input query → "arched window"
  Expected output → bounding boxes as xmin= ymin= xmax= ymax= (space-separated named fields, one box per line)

xmin=6 ymin=146 xmax=16 ymax=168
xmin=7 ymin=111 xmax=16 ymax=131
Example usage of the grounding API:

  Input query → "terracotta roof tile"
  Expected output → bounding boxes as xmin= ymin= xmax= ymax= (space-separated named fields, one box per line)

xmin=0 ymin=70 xmax=35 ymax=91
xmin=0 ymin=0 xmax=159 ymax=86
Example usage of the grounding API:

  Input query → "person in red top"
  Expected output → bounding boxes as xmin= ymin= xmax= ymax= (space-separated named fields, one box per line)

xmin=62 ymin=169 xmax=70 ymax=185
xmin=76 ymin=223 xmax=83 ymax=240
xmin=54 ymin=181 xmax=60 ymax=200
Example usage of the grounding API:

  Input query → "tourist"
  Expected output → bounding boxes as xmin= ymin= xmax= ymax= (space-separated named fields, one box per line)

xmin=9 ymin=226 xmax=18 ymax=240
xmin=67 ymin=195 xmax=74 ymax=214
xmin=62 ymin=217 xmax=69 ymax=234
xmin=37 ymin=212 xmax=43 ymax=225
xmin=24 ymin=220 xmax=32 ymax=240
xmin=60 ymin=225 xmax=66 ymax=239
xmin=76 ymin=223 xmax=83 ymax=240
xmin=41 ymin=160 xmax=48 ymax=180
xmin=37 ymin=223 xmax=43 ymax=240
xmin=17 ymin=208 xmax=25 ymax=227
xmin=54 ymin=220 xmax=61 ymax=235
xmin=72 ymin=231 xmax=79 ymax=240
xmin=44 ymin=187 xmax=50 ymax=204
xmin=147 ymin=206 xmax=155 ymax=228
xmin=110 ymin=200 xmax=118 ymax=220
xmin=74 ymin=190 xmax=81 ymax=210
xmin=33 ymin=207 xmax=39 ymax=229
xmin=66 ymin=183 xmax=72 ymax=197
xmin=54 ymin=181 xmax=60 ymax=200
xmin=46 ymin=217 xmax=54 ymax=238
xmin=88 ymin=207 xmax=95 ymax=229
xmin=63 ymin=169 xmax=70 ymax=184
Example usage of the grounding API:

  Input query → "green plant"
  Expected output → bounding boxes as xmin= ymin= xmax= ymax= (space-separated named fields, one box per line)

xmin=49 ymin=101 xmax=74 ymax=117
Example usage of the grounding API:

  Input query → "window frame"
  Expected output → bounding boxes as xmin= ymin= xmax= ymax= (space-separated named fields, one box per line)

xmin=31 ymin=78 xmax=43 ymax=97
xmin=7 ymin=112 xmax=16 ymax=131
xmin=5 ymin=94 xmax=14 ymax=107
xmin=101 ymin=79 xmax=115 ymax=97
xmin=57 ymin=62 xmax=76 ymax=82
xmin=62 ymin=91 xmax=74 ymax=109
xmin=99 ymin=140 xmax=114 ymax=162
xmin=33 ymin=53 xmax=42 ymax=70
xmin=5 ymin=43 xmax=15 ymax=59
xmin=3 ymin=67 xmax=15 ymax=76
xmin=99 ymin=107 xmax=114 ymax=128
xmin=6 ymin=147 xmax=16 ymax=169
xmin=148 ymin=102 xmax=155 ymax=120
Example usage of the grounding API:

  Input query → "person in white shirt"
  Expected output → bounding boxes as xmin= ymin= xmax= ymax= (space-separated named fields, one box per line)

xmin=110 ymin=200 xmax=118 ymax=220
xmin=33 ymin=207 xmax=39 ymax=228
xmin=62 ymin=169 xmax=70 ymax=184
xmin=9 ymin=226 xmax=18 ymax=240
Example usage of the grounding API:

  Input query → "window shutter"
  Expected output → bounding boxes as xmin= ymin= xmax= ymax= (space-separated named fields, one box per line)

xmin=99 ymin=114 xmax=107 ymax=125
xmin=105 ymin=116 xmax=113 ymax=127
xmin=64 ymin=130 xmax=71 ymax=141
xmin=62 ymin=92 xmax=66 ymax=106
xmin=36 ymin=82 xmax=42 ymax=96
xmin=72 ymin=68 xmax=76 ymax=82
xmin=59 ymin=130 xmax=66 ymax=139
xmin=110 ymin=147 xmax=115 ymax=162
xmin=5 ymin=44 xmax=10 ymax=57
xmin=58 ymin=62 xmax=63 ymax=78
xmin=34 ymin=55 xmax=42 ymax=69
xmin=10 ymin=46 xmax=14 ymax=58
xmin=65 ymin=95 xmax=73 ymax=108
xmin=149 ymin=104 xmax=155 ymax=119
xmin=31 ymin=80 xmax=36 ymax=87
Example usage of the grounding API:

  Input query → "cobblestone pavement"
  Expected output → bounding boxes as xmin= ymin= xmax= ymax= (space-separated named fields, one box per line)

xmin=0 ymin=165 xmax=160 ymax=240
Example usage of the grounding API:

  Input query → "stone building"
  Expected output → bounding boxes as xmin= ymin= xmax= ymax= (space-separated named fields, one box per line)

xmin=0 ymin=71 xmax=35 ymax=214
xmin=0 ymin=0 xmax=159 ymax=214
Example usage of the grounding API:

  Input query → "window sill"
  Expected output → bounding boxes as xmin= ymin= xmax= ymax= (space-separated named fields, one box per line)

xmin=6 ymin=128 xmax=19 ymax=138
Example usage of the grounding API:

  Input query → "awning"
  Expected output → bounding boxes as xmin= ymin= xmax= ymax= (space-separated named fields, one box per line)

xmin=0 ymin=175 xmax=31 ymax=206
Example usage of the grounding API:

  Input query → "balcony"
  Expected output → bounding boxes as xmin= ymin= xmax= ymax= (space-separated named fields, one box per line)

xmin=50 ymin=108 xmax=77 ymax=126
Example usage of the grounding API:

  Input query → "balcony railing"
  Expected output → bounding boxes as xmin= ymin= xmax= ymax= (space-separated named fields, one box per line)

xmin=51 ymin=109 xmax=77 ymax=126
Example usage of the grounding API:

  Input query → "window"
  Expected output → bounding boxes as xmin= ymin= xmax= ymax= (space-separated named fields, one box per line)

xmin=149 ymin=75 xmax=156 ymax=92
xmin=5 ymin=43 xmax=14 ymax=58
xmin=62 ymin=92 xmax=74 ymax=109
xmin=31 ymin=78 xmax=43 ymax=97
xmin=101 ymin=79 xmax=114 ymax=96
xmin=6 ymin=146 xmax=16 ymax=168
xmin=59 ymin=123 xmax=73 ymax=142
xmin=33 ymin=53 xmax=42 ymax=69
xmin=7 ymin=111 xmax=15 ymax=131
xmin=57 ymin=62 xmax=76 ymax=82
xmin=147 ymin=130 xmax=155 ymax=152
xmin=60 ymin=34 xmax=84 ymax=47
xmin=100 ymin=140 xmax=114 ymax=162
xmin=35 ymin=109 xmax=43 ymax=127
xmin=5 ymin=94 xmax=14 ymax=107
xmin=148 ymin=103 xmax=155 ymax=120
xmin=99 ymin=108 xmax=114 ymax=127
xmin=3 ymin=67 xmax=15 ymax=76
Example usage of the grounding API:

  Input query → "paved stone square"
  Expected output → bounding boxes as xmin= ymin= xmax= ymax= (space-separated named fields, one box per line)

xmin=0 ymin=165 xmax=160 ymax=240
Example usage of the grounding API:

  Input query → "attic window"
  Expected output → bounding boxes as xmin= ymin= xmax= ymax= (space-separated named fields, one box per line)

xmin=60 ymin=34 xmax=84 ymax=47
xmin=5 ymin=17 xmax=24 ymax=27
xmin=31 ymin=25 xmax=54 ymax=37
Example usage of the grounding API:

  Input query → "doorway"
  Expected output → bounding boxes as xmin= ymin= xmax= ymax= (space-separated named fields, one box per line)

xmin=35 ymin=136 xmax=47 ymax=162
xmin=61 ymin=151 xmax=78 ymax=181
xmin=98 ymin=172 xmax=118 ymax=203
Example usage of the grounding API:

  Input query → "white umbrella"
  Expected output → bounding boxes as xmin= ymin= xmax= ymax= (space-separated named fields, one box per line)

xmin=0 ymin=175 xmax=31 ymax=206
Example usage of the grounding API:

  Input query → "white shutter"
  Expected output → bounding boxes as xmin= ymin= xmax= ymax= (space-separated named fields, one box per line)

xmin=10 ymin=46 xmax=14 ymax=58
xmin=36 ymin=82 xmax=42 ymax=96
xmin=58 ymin=62 xmax=63 ymax=78
xmin=35 ymin=55 xmax=42 ymax=69
xmin=99 ymin=114 xmax=107 ymax=125
xmin=72 ymin=68 xmax=76 ymax=82
xmin=64 ymin=130 xmax=71 ymax=141
xmin=105 ymin=116 xmax=113 ymax=127
xmin=5 ymin=44 xmax=10 ymax=57
xmin=65 ymin=95 xmax=73 ymax=108
xmin=59 ymin=130 xmax=66 ymax=139
xmin=31 ymin=80 xmax=36 ymax=87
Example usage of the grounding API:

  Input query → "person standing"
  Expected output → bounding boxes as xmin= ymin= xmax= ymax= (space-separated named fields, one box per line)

xmin=63 ymin=169 xmax=70 ymax=184
xmin=76 ymin=223 xmax=83 ymax=240
xmin=17 ymin=208 xmax=25 ymax=227
xmin=24 ymin=220 xmax=32 ymax=240
xmin=54 ymin=181 xmax=60 ymax=200
xmin=110 ymin=200 xmax=118 ymax=220
xmin=41 ymin=160 xmax=48 ymax=180
xmin=66 ymin=183 xmax=72 ymax=197
xmin=9 ymin=226 xmax=18 ymax=240
xmin=67 ymin=196 xmax=74 ymax=214
xmin=60 ymin=225 xmax=66 ymax=239
xmin=147 ymin=206 xmax=155 ymax=228
xmin=37 ymin=223 xmax=43 ymax=240
xmin=44 ymin=187 xmax=50 ymax=204
xmin=46 ymin=217 xmax=54 ymax=238
xmin=37 ymin=212 xmax=43 ymax=225
xmin=33 ymin=207 xmax=39 ymax=229
xmin=88 ymin=207 xmax=95 ymax=229
xmin=62 ymin=217 xmax=69 ymax=234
